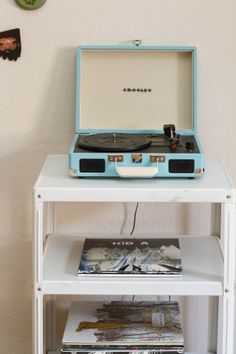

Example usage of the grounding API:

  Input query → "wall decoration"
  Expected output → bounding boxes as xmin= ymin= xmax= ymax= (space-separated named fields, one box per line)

xmin=0 ymin=29 xmax=21 ymax=61
xmin=15 ymin=0 xmax=47 ymax=10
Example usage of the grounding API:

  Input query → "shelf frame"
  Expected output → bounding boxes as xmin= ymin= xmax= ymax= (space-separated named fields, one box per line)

xmin=33 ymin=155 xmax=236 ymax=354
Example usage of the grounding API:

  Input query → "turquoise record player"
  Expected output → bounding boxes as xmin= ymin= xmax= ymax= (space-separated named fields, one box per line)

xmin=69 ymin=43 xmax=204 ymax=178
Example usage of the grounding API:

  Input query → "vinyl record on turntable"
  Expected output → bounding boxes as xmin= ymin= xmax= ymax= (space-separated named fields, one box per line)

xmin=78 ymin=133 xmax=151 ymax=152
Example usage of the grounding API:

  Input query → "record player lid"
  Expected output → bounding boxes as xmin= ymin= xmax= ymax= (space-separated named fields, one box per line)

xmin=75 ymin=45 xmax=197 ymax=134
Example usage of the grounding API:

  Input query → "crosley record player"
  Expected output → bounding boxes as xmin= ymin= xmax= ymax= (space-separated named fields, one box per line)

xmin=69 ymin=43 xmax=204 ymax=178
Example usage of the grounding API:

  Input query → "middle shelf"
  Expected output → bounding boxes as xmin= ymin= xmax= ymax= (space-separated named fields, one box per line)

xmin=42 ymin=235 xmax=223 ymax=296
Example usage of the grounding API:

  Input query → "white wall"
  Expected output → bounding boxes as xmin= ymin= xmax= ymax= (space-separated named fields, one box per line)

xmin=0 ymin=1 xmax=236 ymax=353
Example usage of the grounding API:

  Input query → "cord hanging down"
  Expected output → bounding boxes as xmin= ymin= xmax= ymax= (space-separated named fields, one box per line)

xmin=130 ymin=202 xmax=139 ymax=236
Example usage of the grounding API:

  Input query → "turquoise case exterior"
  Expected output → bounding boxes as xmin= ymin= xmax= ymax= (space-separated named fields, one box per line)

xmin=69 ymin=45 xmax=204 ymax=178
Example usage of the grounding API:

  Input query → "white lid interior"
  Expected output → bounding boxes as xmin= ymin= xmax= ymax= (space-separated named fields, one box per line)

xmin=78 ymin=49 xmax=194 ymax=131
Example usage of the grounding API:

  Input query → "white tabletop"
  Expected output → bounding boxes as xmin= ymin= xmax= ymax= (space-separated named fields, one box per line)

xmin=34 ymin=155 xmax=234 ymax=203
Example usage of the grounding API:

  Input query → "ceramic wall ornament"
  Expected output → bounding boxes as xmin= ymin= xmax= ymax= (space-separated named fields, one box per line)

xmin=0 ymin=29 xmax=21 ymax=61
xmin=15 ymin=0 xmax=47 ymax=10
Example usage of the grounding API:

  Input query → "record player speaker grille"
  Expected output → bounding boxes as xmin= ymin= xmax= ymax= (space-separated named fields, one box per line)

xmin=169 ymin=159 xmax=194 ymax=173
xmin=80 ymin=159 xmax=105 ymax=173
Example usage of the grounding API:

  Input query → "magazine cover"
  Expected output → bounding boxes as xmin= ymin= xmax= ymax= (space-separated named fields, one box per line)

xmin=78 ymin=238 xmax=182 ymax=276
xmin=62 ymin=301 xmax=184 ymax=349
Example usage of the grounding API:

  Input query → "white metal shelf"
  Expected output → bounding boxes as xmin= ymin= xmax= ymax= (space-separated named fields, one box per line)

xmin=33 ymin=154 xmax=236 ymax=354
xmin=34 ymin=155 xmax=234 ymax=203
xmin=42 ymin=235 xmax=223 ymax=296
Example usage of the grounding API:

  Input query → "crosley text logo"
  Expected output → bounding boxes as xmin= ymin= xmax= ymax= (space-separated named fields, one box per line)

xmin=123 ymin=88 xmax=152 ymax=93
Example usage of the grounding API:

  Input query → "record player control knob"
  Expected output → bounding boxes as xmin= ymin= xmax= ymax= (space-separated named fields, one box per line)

xmin=169 ymin=141 xmax=177 ymax=150
xmin=169 ymin=137 xmax=179 ymax=150
xmin=132 ymin=154 xmax=142 ymax=163
xmin=185 ymin=142 xmax=195 ymax=151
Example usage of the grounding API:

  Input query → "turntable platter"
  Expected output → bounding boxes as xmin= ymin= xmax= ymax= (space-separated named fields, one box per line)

xmin=78 ymin=133 xmax=151 ymax=152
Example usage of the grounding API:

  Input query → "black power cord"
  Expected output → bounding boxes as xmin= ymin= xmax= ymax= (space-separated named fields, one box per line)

xmin=130 ymin=202 xmax=139 ymax=236
xmin=129 ymin=203 xmax=139 ymax=302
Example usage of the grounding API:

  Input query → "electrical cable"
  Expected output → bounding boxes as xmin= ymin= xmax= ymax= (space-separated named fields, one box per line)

xmin=130 ymin=202 xmax=139 ymax=236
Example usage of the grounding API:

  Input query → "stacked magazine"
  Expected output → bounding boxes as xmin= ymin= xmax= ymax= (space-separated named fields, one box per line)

xmin=61 ymin=301 xmax=184 ymax=354
xmin=78 ymin=238 xmax=182 ymax=277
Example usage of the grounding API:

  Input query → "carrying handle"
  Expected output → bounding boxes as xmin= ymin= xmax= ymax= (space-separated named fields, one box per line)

xmin=116 ymin=166 xmax=158 ymax=178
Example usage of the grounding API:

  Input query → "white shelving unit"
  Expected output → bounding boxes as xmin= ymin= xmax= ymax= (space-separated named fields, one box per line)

xmin=33 ymin=154 xmax=236 ymax=354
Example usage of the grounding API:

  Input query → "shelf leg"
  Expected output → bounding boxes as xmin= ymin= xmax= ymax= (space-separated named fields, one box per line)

xmin=45 ymin=203 xmax=57 ymax=351
xmin=33 ymin=290 xmax=44 ymax=354
xmin=34 ymin=199 xmax=43 ymax=285
xmin=217 ymin=203 xmax=236 ymax=354
xmin=34 ymin=198 xmax=44 ymax=354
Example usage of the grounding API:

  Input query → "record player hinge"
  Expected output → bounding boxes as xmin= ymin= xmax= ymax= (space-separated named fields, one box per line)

xmin=133 ymin=39 xmax=142 ymax=46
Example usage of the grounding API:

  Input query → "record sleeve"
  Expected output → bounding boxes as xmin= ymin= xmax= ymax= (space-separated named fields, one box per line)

xmin=62 ymin=301 xmax=184 ymax=349
xmin=61 ymin=350 xmax=184 ymax=354
xmin=78 ymin=238 xmax=182 ymax=276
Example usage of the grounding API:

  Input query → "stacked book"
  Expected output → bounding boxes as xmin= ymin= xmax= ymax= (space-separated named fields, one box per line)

xmin=61 ymin=301 xmax=184 ymax=354
xmin=78 ymin=238 xmax=182 ymax=277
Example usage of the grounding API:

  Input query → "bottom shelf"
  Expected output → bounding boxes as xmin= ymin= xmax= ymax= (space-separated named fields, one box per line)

xmin=47 ymin=352 xmax=215 ymax=354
